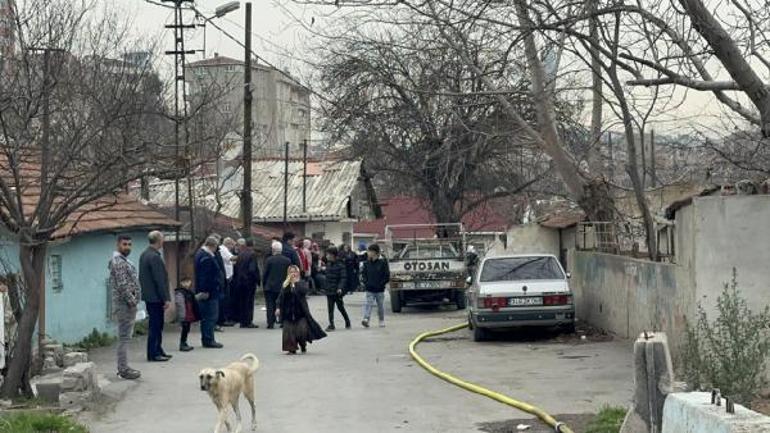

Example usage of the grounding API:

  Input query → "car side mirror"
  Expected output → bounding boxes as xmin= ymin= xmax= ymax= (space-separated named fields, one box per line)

xmin=566 ymin=272 xmax=572 ymax=279
xmin=465 ymin=276 xmax=472 ymax=285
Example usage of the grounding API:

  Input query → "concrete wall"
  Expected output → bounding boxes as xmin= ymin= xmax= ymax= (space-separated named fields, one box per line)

xmin=570 ymin=251 xmax=695 ymax=355
xmin=506 ymin=224 xmax=559 ymax=256
xmin=570 ymin=195 xmax=770 ymax=358
xmin=1 ymin=230 xmax=152 ymax=344
xmin=685 ymin=196 xmax=770 ymax=316
xmin=304 ymin=221 xmax=354 ymax=248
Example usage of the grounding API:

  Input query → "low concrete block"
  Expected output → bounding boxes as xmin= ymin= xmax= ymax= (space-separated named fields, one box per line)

xmin=61 ymin=362 xmax=95 ymax=392
xmin=32 ymin=374 xmax=62 ymax=404
xmin=662 ymin=392 xmax=770 ymax=433
xmin=623 ymin=332 xmax=674 ymax=433
xmin=63 ymin=352 xmax=88 ymax=368
xmin=42 ymin=343 xmax=65 ymax=366
xmin=59 ymin=391 xmax=91 ymax=411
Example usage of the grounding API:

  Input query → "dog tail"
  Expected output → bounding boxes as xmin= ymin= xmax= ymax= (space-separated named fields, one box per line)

xmin=241 ymin=353 xmax=260 ymax=373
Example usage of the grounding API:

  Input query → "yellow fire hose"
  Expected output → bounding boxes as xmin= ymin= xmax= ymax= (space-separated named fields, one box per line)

xmin=409 ymin=322 xmax=575 ymax=433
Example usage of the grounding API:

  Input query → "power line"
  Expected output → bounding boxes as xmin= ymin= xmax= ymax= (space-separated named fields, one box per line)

xmin=188 ymin=5 xmax=323 ymax=99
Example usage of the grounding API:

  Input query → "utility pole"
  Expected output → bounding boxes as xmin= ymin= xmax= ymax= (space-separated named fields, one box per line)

xmin=302 ymin=139 xmax=307 ymax=214
xmin=163 ymin=0 xmax=196 ymax=287
xmin=241 ymin=2 xmax=253 ymax=235
xmin=650 ymin=129 xmax=657 ymax=187
xmin=283 ymin=141 xmax=289 ymax=226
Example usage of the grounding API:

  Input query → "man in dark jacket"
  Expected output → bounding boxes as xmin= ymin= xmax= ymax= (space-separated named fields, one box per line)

xmin=138 ymin=231 xmax=171 ymax=362
xmin=233 ymin=239 xmax=261 ymax=328
xmin=194 ymin=236 xmax=224 ymax=348
xmin=323 ymin=247 xmax=351 ymax=331
xmin=281 ymin=232 xmax=301 ymax=267
xmin=262 ymin=241 xmax=291 ymax=329
xmin=361 ymin=243 xmax=390 ymax=328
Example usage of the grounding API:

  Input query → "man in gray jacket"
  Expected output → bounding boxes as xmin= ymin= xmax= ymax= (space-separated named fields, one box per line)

xmin=139 ymin=231 xmax=171 ymax=362
xmin=109 ymin=235 xmax=141 ymax=380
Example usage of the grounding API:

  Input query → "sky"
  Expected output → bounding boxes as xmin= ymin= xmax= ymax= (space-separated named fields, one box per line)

xmin=127 ymin=0 xmax=320 ymax=79
xmin=122 ymin=0 xmax=740 ymax=138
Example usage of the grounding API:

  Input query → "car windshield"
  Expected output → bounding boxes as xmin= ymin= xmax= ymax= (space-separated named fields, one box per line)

xmin=480 ymin=257 xmax=564 ymax=282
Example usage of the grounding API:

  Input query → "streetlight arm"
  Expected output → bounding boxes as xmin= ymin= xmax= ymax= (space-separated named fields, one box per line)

xmin=215 ymin=1 xmax=240 ymax=18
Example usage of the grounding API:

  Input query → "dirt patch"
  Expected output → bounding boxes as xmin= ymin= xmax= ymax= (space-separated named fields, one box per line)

xmin=751 ymin=397 xmax=770 ymax=416
xmin=478 ymin=413 xmax=595 ymax=433
xmin=554 ymin=323 xmax=615 ymax=344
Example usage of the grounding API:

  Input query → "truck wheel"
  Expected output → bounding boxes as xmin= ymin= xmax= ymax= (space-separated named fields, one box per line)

xmin=472 ymin=325 xmax=487 ymax=342
xmin=455 ymin=290 xmax=467 ymax=310
xmin=390 ymin=291 xmax=402 ymax=313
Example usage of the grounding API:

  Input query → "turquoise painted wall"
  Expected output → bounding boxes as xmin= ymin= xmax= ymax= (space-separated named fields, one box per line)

xmin=0 ymin=231 xmax=153 ymax=344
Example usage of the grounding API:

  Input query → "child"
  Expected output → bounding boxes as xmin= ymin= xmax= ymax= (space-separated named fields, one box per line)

xmin=174 ymin=277 xmax=200 ymax=352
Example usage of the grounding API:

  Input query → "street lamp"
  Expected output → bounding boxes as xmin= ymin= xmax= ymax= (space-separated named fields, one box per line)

xmin=195 ymin=2 xmax=241 ymax=59
xmin=214 ymin=1 xmax=240 ymax=17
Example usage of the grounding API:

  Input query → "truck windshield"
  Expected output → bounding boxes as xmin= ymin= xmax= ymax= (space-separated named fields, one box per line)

xmin=397 ymin=243 xmax=460 ymax=260
xmin=480 ymin=257 xmax=564 ymax=282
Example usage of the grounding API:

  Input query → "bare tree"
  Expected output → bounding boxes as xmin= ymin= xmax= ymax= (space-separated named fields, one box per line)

xmin=310 ymin=17 xmax=558 ymax=223
xmin=0 ymin=0 xmax=230 ymax=397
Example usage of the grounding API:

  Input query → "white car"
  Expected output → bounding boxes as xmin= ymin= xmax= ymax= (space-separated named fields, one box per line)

xmin=467 ymin=254 xmax=575 ymax=341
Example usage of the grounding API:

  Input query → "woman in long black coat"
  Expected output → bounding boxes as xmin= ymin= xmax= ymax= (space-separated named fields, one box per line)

xmin=276 ymin=265 xmax=327 ymax=354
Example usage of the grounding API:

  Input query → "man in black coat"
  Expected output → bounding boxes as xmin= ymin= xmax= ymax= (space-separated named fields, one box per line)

xmin=361 ymin=243 xmax=390 ymax=328
xmin=233 ymin=239 xmax=261 ymax=328
xmin=195 ymin=236 xmax=224 ymax=348
xmin=138 ymin=231 xmax=171 ymax=362
xmin=323 ymin=246 xmax=351 ymax=331
xmin=281 ymin=232 xmax=301 ymax=267
xmin=262 ymin=241 xmax=291 ymax=329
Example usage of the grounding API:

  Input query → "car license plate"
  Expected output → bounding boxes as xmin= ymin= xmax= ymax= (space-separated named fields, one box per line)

xmin=508 ymin=297 xmax=542 ymax=306
xmin=416 ymin=281 xmax=442 ymax=289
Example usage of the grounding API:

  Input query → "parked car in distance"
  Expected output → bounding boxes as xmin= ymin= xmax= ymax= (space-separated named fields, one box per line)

xmin=467 ymin=254 xmax=575 ymax=341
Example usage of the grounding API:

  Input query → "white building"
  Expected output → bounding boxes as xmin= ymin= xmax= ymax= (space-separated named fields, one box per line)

xmin=187 ymin=55 xmax=311 ymax=157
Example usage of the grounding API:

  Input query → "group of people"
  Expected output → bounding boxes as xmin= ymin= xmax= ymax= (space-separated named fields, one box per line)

xmin=108 ymin=229 xmax=391 ymax=380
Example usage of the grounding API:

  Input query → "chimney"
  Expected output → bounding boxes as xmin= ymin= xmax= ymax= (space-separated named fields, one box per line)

xmin=214 ymin=52 xmax=219 ymax=58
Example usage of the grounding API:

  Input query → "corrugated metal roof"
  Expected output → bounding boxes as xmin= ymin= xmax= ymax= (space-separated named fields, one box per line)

xmin=143 ymin=159 xmax=362 ymax=223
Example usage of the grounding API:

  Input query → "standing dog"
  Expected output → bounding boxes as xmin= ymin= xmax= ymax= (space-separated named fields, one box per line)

xmin=199 ymin=353 xmax=260 ymax=433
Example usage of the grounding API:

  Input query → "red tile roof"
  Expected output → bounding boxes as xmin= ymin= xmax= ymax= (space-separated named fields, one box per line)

xmin=0 ymin=154 xmax=179 ymax=240
xmin=354 ymin=196 xmax=510 ymax=238
xmin=54 ymin=195 xmax=180 ymax=239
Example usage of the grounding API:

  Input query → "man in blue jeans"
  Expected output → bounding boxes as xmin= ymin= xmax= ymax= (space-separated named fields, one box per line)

xmin=195 ymin=236 xmax=224 ymax=348
xmin=138 ymin=231 xmax=171 ymax=362
xmin=361 ymin=244 xmax=390 ymax=328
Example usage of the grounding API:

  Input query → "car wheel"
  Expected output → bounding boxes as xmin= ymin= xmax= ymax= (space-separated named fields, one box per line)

xmin=390 ymin=290 xmax=402 ymax=313
xmin=455 ymin=290 xmax=467 ymax=310
xmin=472 ymin=325 xmax=487 ymax=342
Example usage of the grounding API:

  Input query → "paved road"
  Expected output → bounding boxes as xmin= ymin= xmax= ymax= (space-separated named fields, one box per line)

xmin=82 ymin=293 xmax=633 ymax=433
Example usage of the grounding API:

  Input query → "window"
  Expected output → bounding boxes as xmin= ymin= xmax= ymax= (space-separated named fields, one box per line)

xmin=49 ymin=255 xmax=63 ymax=292
xmin=480 ymin=256 xmax=565 ymax=282
xmin=225 ymin=64 xmax=236 ymax=72
xmin=222 ymin=103 xmax=231 ymax=113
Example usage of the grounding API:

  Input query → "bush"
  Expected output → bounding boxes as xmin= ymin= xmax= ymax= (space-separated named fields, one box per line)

xmin=585 ymin=406 xmax=627 ymax=433
xmin=133 ymin=319 xmax=149 ymax=336
xmin=70 ymin=328 xmax=116 ymax=351
xmin=682 ymin=269 xmax=770 ymax=405
xmin=0 ymin=412 xmax=89 ymax=433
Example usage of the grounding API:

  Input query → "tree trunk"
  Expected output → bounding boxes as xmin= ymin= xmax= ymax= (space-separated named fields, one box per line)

xmin=679 ymin=0 xmax=770 ymax=136
xmin=588 ymin=0 xmax=604 ymax=175
xmin=1 ymin=243 xmax=46 ymax=399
